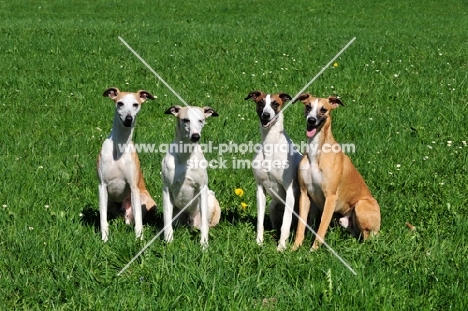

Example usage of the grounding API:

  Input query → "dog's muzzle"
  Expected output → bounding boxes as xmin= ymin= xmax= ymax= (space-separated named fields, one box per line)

xmin=190 ymin=133 xmax=201 ymax=142
xmin=260 ymin=112 xmax=275 ymax=128
xmin=307 ymin=117 xmax=317 ymax=126
xmin=306 ymin=117 xmax=319 ymax=138
xmin=123 ymin=116 xmax=133 ymax=127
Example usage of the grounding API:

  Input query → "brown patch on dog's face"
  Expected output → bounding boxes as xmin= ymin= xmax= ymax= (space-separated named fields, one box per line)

xmin=245 ymin=91 xmax=292 ymax=128
xmin=102 ymin=87 xmax=155 ymax=128
xmin=294 ymin=93 xmax=344 ymax=138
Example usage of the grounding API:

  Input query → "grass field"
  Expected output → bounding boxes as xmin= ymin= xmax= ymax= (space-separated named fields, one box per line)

xmin=1 ymin=0 xmax=468 ymax=309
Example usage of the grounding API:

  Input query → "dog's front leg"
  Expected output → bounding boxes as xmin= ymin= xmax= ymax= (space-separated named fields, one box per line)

xmin=98 ymin=183 xmax=109 ymax=242
xmin=199 ymin=186 xmax=209 ymax=249
xmin=277 ymin=186 xmax=295 ymax=251
xmin=312 ymin=194 xmax=338 ymax=250
xmin=256 ymin=184 xmax=266 ymax=245
xmin=292 ymin=189 xmax=310 ymax=250
xmin=162 ymin=185 xmax=174 ymax=243
xmin=130 ymin=185 xmax=142 ymax=240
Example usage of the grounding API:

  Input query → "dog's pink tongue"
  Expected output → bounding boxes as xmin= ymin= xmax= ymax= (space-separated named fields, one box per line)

xmin=307 ymin=128 xmax=316 ymax=138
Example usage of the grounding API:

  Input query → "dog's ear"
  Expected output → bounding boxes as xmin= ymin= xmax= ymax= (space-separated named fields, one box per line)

xmin=103 ymin=87 xmax=119 ymax=99
xmin=165 ymin=105 xmax=181 ymax=116
xmin=244 ymin=90 xmax=264 ymax=101
xmin=137 ymin=90 xmax=155 ymax=102
xmin=292 ymin=93 xmax=310 ymax=104
xmin=203 ymin=106 xmax=219 ymax=118
xmin=328 ymin=96 xmax=344 ymax=109
xmin=278 ymin=93 xmax=292 ymax=103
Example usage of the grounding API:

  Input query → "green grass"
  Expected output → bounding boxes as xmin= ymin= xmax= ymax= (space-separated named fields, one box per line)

xmin=1 ymin=0 xmax=468 ymax=309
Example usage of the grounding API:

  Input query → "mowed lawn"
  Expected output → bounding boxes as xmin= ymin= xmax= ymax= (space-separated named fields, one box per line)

xmin=1 ymin=0 xmax=467 ymax=309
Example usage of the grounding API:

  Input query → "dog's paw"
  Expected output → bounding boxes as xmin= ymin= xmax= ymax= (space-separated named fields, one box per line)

xmin=339 ymin=217 xmax=349 ymax=228
xmin=200 ymin=238 xmax=209 ymax=250
xmin=101 ymin=228 xmax=109 ymax=242
xmin=291 ymin=243 xmax=301 ymax=251
xmin=135 ymin=227 xmax=143 ymax=240
xmin=164 ymin=230 xmax=174 ymax=243
xmin=276 ymin=242 xmax=287 ymax=252
xmin=256 ymin=237 xmax=264 ymax=246
xmin=310 ymin=242 xmax=320 ymax=252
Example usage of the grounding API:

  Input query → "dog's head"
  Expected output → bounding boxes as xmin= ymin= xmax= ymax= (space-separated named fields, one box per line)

xmin=165 ymin=105 xmax=219 ymax=143
xmin=293 ymin=93 xmax=344 ymax=138
xmin=103 ymin=87 xmax=155 ymax=128
xmin=245 ymin=90 xmax=292 ymax=129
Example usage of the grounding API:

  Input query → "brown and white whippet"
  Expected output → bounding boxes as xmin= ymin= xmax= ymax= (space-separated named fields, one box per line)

xmin=97 ymin=87 xmax=157 ymax=242
xmin=245 ymin=91 xmax=302 ymax=251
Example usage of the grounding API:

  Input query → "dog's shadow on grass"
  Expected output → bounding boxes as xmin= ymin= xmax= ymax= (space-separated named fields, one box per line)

xmin=80 ymin=204 xmax=279 ymax=241
xmin=80 ymin=204 xmax=100 ymax=232
xmin=79 ymin=203 xmax=164 ymax=234
xmin=221 ymin=210 xmax=275 ymax=233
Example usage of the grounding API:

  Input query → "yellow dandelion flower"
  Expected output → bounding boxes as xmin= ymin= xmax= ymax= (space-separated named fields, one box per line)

xmin=234 ymin=188 xmax=244 ymax=197
xmin=333 ymin=62 xmax=338 ymax=67
xmin=241 ymin=202 xmax=248 ymax=210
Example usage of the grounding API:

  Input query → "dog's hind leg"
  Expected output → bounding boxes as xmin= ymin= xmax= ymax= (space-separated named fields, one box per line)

xmin=208 ymin=190 xmax=221 ymax=227
xmin=351 ymin=198 xmax=381 ymax=240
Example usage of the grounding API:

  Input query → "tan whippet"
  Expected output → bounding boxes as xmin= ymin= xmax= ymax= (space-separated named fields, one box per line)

xmin=245 ymin=91 xmax=302 ymax=251
xmin=161 ymin=105 xmax=221 ymax=248
xmin=97 ymin=87 xmax=157 ymax=242
xmin=292 ymin=93 xmax=380 ymax=251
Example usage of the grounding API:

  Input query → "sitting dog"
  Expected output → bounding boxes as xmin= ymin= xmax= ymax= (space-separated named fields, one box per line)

xmin=161 ymin=105 xmax=221 ymax=248
xmin=97 ymin=87 xmax=157 ymax=242
xmin=245 ymin=91 xmax=302 ymax=251
xmin=292 ymin=93 xmax=381 ymax=251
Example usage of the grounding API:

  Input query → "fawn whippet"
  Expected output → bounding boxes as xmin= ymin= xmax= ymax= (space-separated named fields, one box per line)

xmin=292 ymin=93 xmax=380 ymax=251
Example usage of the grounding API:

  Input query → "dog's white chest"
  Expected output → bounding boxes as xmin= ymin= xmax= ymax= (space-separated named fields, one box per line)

xmin=98 ymin=141 xmax=135 ymax=201
xmin=301 ymin=155 xmax=325 ymax=206
xmin=162 ymin=152 xmax=208 ymax=211
xmin=308 ymin=158 xmax=323 ymax=185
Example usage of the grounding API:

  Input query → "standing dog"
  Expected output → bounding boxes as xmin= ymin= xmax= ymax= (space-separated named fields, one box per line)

xmin=162 ymin=105 xmax=221 ymax=248
xmin=292 ymin=93 xmax=380 ymax=251
xmin=97 ymin=87 xmax=157 ymax=242
xmin=245 ymin=91 xmax=302 ymax=251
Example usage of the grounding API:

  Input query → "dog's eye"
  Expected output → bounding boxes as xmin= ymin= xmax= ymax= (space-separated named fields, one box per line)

xmin=133 ymin=103 xmax=139 ymax=108
xmin=320 ymin=107 xmax=328 ymax=114
xmin=305 ymin=105 xmax=312 ymax=112
xmin=199 ymin=120 xmax=204 ymax=124
xmin=271 ymin=101 xmax=279 ymax=109
xmin=182 ymin=118 xmax=190 ymax=123
xmin=257 ymin=100 xmax=265 ymax=107
xmin=117 ymin=102 xmax=124 ymax=107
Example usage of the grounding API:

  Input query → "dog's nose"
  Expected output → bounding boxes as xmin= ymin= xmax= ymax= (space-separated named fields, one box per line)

xmin=190 ymin=133 xmax=200 ymax=142
xmin=261 ymin=112 xmax=270 ymax=119
xmin=307 ymin=117 xmax=316 ymax=125
xmin=123 ymin=115 xmax=133 ymax=127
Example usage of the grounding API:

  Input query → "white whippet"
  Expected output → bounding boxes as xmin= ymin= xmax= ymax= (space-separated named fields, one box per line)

xmin=245 ymin=91 xmax=302 ymax=251
xmin=97 ymin=87 xmax=157 ymax=242
xmin=161 ymin=105 xmax=221 ymax=248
